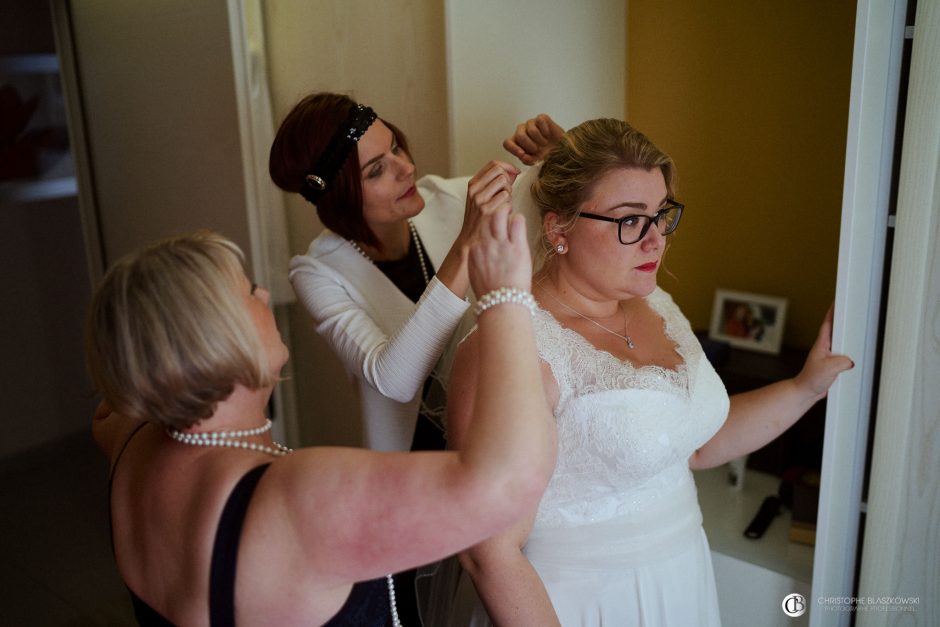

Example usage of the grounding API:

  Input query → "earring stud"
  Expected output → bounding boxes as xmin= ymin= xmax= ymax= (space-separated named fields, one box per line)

xmin=556 ymin=243 xmax=566 ymax=254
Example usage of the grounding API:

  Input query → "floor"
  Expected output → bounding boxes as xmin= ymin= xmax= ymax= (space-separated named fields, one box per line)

xmin=0 ymin=431 xmax=135 ymax=625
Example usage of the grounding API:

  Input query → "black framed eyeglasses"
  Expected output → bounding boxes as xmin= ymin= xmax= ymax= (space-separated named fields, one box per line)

xmin=578 ymin=201 xmax=684 ymax=245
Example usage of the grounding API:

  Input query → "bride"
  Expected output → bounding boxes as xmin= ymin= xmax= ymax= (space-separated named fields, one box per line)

xmin=442 ymin=117 xmax=854 ymax=625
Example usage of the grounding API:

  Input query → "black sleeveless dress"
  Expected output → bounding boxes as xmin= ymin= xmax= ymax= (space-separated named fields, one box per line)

xmin=109 ymin=425 xmax=393 ymax=626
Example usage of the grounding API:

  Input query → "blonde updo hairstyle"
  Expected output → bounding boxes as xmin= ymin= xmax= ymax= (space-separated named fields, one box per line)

xmin=85 ymin=231 xmax=278 ymax=430
xmin=531 ymin=118 xmax=676 ymax=257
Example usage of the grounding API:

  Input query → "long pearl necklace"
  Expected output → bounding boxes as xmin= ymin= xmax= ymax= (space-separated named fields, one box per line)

xmin=349 ymin=219 xmax=429 ymax=287
xmin=387 ymin=574 xmax=402 ymax=627
xmin=166 ymin=418 xmax=292 ymax=456
xmin=167 ymin=419 xmax=403 ymax=624
xmin=543 ymin=288 xmax=636 ymax=350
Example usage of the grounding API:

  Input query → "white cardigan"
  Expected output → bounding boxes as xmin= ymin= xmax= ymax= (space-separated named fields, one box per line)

xmin=289 ymin=174 xmax=473 ymax=452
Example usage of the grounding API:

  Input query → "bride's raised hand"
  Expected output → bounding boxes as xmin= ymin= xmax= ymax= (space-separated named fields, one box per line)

xmin=503 ymin=114 xmax=564 ymax=166
xmin=794 ymin=303 xmax=855 ymax=402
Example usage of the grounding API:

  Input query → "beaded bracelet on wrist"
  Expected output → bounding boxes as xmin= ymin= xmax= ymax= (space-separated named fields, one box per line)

xmin=473 ymin=287 xmax=537 ymax=317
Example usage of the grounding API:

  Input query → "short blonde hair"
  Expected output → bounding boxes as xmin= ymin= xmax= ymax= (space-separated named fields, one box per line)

xmin=532 ymin=118 xmax=675 ymax=253
xmin=85 ymin=231 xmax=277 ymax=429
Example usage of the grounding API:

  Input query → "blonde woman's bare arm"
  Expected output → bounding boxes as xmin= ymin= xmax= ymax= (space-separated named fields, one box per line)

xmin=262 ymin=208 xmax=556 ymax=586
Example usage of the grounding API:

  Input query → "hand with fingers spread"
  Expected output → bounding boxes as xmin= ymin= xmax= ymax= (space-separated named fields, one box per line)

xmin=503 ymin=114 xmax=565 ymax=166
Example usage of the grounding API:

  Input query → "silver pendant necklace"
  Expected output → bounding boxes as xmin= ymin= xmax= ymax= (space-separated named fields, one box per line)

xmin=349 ymin=219 xmax=429 ymax=287
xmin=543 ymin=288 xmax=636 ymax=350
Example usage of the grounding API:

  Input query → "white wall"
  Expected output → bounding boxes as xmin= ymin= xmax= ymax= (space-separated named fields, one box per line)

xmin=445 ymin=0 xmax=626 ymax=175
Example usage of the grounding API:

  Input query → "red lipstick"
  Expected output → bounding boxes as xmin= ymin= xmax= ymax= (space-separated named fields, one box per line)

xmin=636 ymin=262 xmax=658 ymax=272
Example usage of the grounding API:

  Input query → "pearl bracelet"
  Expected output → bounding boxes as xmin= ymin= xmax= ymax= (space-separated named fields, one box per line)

xmin=473 ymin=287 xmax=537 ymax=317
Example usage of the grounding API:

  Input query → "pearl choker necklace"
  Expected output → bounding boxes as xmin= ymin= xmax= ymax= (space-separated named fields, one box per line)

xmin=349 ymin=219 xmax=429 ymax=287
xmin=166 ymin=418 xmax=292 ymax=457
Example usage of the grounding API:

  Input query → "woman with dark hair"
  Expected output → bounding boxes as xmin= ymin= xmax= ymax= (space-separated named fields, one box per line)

xmin=271 ymin=94 xmax=538 ymax=623
xmin=89 ymin=216 xmax=553 ymax=626
xmin=270 ymin=92 xmax=522 ymax=455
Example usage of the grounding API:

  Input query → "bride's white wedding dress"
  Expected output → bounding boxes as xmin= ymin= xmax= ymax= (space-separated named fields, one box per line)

xmin=436 ymin=287 xmax=729 ymax=626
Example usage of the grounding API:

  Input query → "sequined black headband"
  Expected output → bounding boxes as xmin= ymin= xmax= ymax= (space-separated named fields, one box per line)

xmin=300 ymin=104 xmax=377 ymax=203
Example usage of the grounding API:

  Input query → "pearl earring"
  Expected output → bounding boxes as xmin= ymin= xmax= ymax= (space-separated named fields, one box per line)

xmin=556 ymin=243 xmax=566 ymax=254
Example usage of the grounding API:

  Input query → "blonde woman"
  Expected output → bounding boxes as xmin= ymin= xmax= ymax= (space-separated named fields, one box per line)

xmin=89 ymin=218 xmax=553 ymax=626
xmin=446 ymin=118 xmax=853 ymax=626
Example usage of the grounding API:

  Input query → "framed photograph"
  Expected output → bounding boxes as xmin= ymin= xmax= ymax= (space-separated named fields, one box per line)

xmin=709 ymin=289 xmax=788 ymax=354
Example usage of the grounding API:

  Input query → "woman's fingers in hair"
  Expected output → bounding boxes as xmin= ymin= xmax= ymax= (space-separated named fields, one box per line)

xmin=469 ymin=160 xmax=519 ymax=209
xmin=462 ymin=160 xmax=519 ymax=246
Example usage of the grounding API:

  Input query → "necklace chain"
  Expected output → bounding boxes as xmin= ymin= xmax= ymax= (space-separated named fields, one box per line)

xmin=349 ymin=219 xmax=429 ymax=287
xmin=543 ymin=288 xmax=636 ymax=350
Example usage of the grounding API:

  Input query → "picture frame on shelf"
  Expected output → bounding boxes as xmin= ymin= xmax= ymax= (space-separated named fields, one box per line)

xmin=708 ymin=289 xmax=788 ymax=355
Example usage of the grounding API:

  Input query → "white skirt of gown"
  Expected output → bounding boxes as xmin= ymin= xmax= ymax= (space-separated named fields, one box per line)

xmin=431 ymin=467 xmax=722 ymax=627
xmin=424 ymin=293 xmax=728 ymax=626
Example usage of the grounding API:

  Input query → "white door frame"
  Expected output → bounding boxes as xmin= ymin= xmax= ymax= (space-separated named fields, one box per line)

xmin=811 ymin=1 xmax=908 ymax=624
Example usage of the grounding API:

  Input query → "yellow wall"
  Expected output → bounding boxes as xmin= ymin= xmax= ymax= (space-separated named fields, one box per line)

xmin=627 ymin=1 xmax=856 ymax=348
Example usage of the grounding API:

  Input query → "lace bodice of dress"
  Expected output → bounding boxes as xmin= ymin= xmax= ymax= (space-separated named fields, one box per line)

xmin=531 ymin=288 xmax=729 ymax=529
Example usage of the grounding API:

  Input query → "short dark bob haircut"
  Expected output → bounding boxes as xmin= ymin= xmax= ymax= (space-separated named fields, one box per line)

xmin=269 ymin=92 xmax=411 ymax=250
